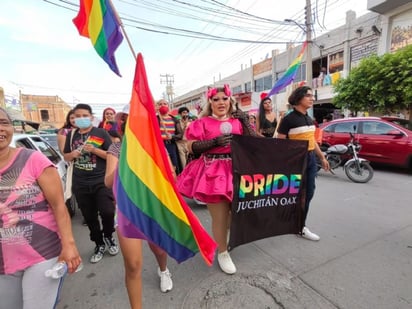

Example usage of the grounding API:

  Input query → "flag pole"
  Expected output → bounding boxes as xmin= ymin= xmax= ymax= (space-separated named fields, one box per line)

xmin=107 ymin=0 xmax=137 ymax=60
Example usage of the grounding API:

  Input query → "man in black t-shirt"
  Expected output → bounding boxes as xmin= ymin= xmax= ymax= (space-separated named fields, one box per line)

xmin=64 ymin=103 xmax=119 ymax=263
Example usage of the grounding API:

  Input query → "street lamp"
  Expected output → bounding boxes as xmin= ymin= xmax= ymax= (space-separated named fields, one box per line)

xmin=284 ymin=0 xmax=313 ymax=117
xmin=284 ymin=19 xmax=306 ymax=33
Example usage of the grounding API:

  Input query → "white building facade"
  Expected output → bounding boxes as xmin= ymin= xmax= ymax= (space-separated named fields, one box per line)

xmin=173 ymin=0 xmax=412 ymax=122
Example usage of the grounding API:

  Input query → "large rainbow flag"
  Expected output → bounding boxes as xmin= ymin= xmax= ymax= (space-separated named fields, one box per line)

xmin=266 ymin=41 xmax=308 ymax=97
xmin=73 ymin=0 xmax=123 ymax=76
xmin=114 ymin=53 xmax=217 ymax=265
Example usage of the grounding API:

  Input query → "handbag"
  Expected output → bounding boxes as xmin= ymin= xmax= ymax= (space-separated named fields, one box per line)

xmin=64 ymin=129 xmax=76 ymax=201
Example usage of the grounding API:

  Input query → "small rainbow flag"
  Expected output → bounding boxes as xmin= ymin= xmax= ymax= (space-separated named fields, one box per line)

xmin=73 ymin=0 xmax=123 ymax=76
xmin=267 ymin=41 xmax=308 ymax=97
xmin=85 ymin=135 xmax=104 ymax=147
xmin=114 ymin=53 xmax=217 ymax=265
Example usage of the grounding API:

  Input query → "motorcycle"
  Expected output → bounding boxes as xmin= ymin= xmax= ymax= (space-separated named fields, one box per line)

xmin=317 ymin=132 xmax=374 ymax=183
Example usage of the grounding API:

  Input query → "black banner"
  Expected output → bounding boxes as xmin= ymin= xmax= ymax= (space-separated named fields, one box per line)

xmin=228 ymin=135 xmax=308 ymax=250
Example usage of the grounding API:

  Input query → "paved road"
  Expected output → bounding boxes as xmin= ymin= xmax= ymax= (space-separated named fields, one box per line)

xmin=57 ymin=167 xmax=412 ymax=309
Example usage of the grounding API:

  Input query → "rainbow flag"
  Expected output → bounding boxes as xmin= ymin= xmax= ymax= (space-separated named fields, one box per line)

xmin=114 ymin=53 xmax=217 ymax=265
xmin=85 ymin=135 xmax=104 ymax=147
xmin=266 ymin=41 xmax=308 ymax=97
xmin=73 ymin=0 xmax=123 ymax=76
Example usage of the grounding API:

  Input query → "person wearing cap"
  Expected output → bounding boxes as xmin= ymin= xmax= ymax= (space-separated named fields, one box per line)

xmin=276 ymin=86 xmax=330 ymax=241
xmin=63 ymin=103 xmax=119 ymax=264
xmin=256 ymin=93 xmax=277 ymax=138
xmin=104 ymin=104 xmax=174 ymax=303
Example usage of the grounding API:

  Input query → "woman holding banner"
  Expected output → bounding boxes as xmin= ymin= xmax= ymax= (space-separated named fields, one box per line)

xmin=277 ymin=86 xmax=330 ymax=241
xmin=177 ymin=84 xmax=256 ymax=275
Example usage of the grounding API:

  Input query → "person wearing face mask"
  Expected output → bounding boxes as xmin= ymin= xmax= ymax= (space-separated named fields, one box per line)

xmin=63 ymin=104 xmax=119 ymax=264
xmin=176 ymin=106 xmax=192 ymax=169
xmin=156 ymin=99 xmax=183 ymax=174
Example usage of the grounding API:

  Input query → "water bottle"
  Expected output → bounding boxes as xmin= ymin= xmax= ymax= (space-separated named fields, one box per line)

xmin=45 ymin=261 xmax=83 ymax=279
xmin=45 ymin=262 xmax=68 ymax=279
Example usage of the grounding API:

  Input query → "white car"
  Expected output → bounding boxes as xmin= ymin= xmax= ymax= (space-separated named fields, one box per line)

xmin=10 ymin=133 xmax=78 ymax=217
xmin=11 ymin=133 xmax=67 ymax=180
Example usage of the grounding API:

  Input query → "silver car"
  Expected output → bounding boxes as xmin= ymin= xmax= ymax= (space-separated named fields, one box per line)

xmin=10 ymin=133 xmax=78 ymax=217
xmin=11 ymin=133 xmax=67 ymax=180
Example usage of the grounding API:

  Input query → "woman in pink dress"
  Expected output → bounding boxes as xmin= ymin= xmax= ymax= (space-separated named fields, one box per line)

xmin=177 ymin=84 xmax=256 ymax=274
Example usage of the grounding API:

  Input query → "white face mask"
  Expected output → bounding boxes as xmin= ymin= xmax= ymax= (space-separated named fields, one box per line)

xmin=74 ymin=117 xmax=92 ymax=129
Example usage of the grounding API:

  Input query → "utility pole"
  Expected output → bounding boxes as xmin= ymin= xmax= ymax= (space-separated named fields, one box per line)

xmin=305 ymin=0 xmax=314 ymax=118
xmin=160 ymin=74 xmax=175 ymax=105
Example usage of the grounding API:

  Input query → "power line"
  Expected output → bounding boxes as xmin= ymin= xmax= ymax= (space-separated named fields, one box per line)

xmin=41 ymin=0 xmax=369 ymax=98
xmin=203 ymin=0 xmax=285 ymax=23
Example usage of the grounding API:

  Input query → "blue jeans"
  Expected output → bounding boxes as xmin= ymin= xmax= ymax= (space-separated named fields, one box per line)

xmin=165 ymin=142 xmax=180 ymax=173
xmin=304 ymin=151 xmax=317 ymax=226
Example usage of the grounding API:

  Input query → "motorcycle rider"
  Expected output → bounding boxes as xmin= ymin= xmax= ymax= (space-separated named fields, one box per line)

xmin=277 ymin=86 xmax=330 ymax=241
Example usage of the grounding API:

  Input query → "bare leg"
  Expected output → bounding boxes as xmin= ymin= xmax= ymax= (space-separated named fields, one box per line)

xmin=148 ymin=242 xmax=168 ymax=271
xmin=148 ymin=242 xmax=173 ymax=292
xmin=117 ymin=231 xmax=143 ymax=309
xmin=207 ymin=202 xmax=231 ymax=253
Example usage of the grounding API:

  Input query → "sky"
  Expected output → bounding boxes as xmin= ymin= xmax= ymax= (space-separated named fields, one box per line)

xmin=0 ymin=0 xmax=369 ymax=116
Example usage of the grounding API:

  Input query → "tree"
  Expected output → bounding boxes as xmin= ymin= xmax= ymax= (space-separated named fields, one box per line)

xmin=333 ymin=44 xmax=412 ymax=117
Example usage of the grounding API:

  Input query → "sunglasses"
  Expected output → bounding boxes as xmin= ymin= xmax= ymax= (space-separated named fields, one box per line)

xmin=212 ymin=97 xmax=229 ymax=102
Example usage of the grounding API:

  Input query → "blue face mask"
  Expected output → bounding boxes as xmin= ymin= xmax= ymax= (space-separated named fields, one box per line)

xmin=74 ymin=117 xmax=92 ymax=129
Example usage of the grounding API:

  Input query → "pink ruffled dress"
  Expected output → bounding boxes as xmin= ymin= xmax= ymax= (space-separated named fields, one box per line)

xmin=176 ymin=116 xmax=243 ymax=204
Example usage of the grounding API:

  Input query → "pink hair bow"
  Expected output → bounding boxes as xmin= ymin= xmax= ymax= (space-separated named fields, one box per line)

xmin=207 ymin=84 xmax=232 ymax=99
xmin=223 ymin=84 xmax=231 ymax=97
xmin=207 ymin=87 xmax=218 ymax=99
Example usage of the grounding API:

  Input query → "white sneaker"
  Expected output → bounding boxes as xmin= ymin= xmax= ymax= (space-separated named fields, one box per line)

xmin=157 ymin=267 xmax=173 ymax=293
xmin=90 ymin=244 xmax=106 ymax=263
xmin=300 ymin=227 xmax=320 ymax=241
xmin=104 ymin=237 xmax=119 ymax=256
xmin=217 ymin=251 xmax=236 ymax=274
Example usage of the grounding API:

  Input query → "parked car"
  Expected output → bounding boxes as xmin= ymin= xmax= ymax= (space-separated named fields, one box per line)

xmin=320 ymin=117 xmax=412 ymax=170
xmin=11 ymin=133 xmax=77 ymax=217
xmin=380 ymin=116 xmax=412 ymax=130
xmin=11 ymin=134 xmax=67 ymax=180
xmin=39 ymin=133 xmax=60 ymax=153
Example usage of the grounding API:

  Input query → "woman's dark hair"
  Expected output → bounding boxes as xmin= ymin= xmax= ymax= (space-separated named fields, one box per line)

xmin=108 ymin=129 xmax=122 ymax=141
xmin=61 ymin=109 xmax=75 ymax=129
xmin=258 ymin=97 xmax=271 ymax=127
xmin=288 ymin=86 xmax=312 ymax=106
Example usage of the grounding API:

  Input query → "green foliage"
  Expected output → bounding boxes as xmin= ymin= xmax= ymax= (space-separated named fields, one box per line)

xmin=333 ymin=45 xmax=412 ymax=114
